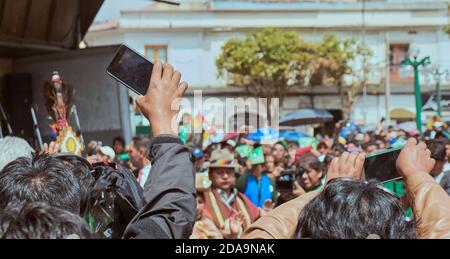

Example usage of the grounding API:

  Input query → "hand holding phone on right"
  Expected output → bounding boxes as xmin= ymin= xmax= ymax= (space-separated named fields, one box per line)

xmin=396 ymin=138 xmax=435 ymax=180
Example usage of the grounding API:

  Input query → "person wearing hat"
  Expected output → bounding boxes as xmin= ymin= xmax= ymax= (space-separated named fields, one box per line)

xmin=96 ymin=146 xmax=116 ymax=164
xmin=190 ymin=174 xmax=223 ymax=239
xmin=236 ymin=146 xmax=277 ymax=208
xmin=192 ymin=147 xmax=208 ymax=174
xmin=202 ymin=149 xmax=260 ymax=238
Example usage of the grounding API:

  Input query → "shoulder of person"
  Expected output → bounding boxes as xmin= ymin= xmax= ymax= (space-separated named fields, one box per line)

xmin=441 ymin=171 xmax=450 ymax=182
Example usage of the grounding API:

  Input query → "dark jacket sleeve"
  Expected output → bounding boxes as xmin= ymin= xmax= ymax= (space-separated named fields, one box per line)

xmin=123 ymin=135 xmax=196 ymax=239
xmin=236 ymin=171 xmax=248 ymax=193
xmin=440 ymin=172 xmax=450 ymax=195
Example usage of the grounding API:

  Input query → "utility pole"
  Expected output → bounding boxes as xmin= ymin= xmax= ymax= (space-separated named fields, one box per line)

xmin=385 ymin=33 xmax=391 ymax=123
xmin=432 ymin=67 xmax=449 ymax=117
xmin=361 ymin=0 xmax=368 ymax=125
xmin=401 ymin=49 xmax=431 ymax=135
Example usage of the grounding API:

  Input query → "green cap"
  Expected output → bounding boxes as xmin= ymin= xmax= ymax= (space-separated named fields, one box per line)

xmin=250 ymin=146 xmax=265 ymax=165
xmin=236 ymin=144 xmax=253 ymax=159
xmin=299 ymin=137 xmax=319 ymax=149
xmin=118 ymin=153 xmax=130 ymax=161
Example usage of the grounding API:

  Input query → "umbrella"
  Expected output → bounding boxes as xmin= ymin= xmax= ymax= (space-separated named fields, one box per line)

xmin=221 ymin=132 xmax=240 ymax=143
xmin=279 ymin=130 xmax=310 ymax=142
xmin=279 ymin=109 xmax=334 ymax=126
xmin=340 ymin=121 xmax=365 ymax=138
xmin=396 ymin=121 xmax=417 ymax=132
xmin=245 ymin=128 xmax=280 ymax=143
xmin=209 ymin=132 xmax=225 ymax=144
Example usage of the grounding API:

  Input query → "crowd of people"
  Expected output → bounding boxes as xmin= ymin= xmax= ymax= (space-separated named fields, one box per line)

xmin=0 ymin=61 xmax=449 ymax=239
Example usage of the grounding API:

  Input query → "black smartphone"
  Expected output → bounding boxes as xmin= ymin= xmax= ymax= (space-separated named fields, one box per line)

xmin=276 ymin=169 xmax=299 ymax=192
xmin=363 ymin=147 xmax=403 ymax=183
xmin=276 ymin=173 xmax=292 ymax=192
xmin=107 ymin=44 xmax=154 ymax=96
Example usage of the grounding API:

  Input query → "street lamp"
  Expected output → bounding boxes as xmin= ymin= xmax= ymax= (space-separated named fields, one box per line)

xmin=401 ymin=48 xmax=431 ymax=134
xmin=432 ymin=66 xmax=449 ymax=117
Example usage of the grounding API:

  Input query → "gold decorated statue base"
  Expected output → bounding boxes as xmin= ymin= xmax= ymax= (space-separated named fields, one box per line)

xmin=56 ymin=126 xmax=84 ymax=156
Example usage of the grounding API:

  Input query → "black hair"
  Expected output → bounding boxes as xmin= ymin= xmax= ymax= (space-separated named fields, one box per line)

xmin=362 ymin=141 xmax=379 ymax=151
xmin=295 ymin=179 xmax=416 ymax=239
xmin=273 ymin=142 xmax=287 ymax=152
xmin=317 ymin=142 xmax=328 ymax=150
xmin=131 ymin=136 xmax=151 ymax=155
xmin=374 ymin=135 xmax=387 ymax=142
xmin=347 ymin=140 xmax=360 ymax=147
xmin=426 ymin=139 xmax=446 ymax=161
xmin=0 ymin=202 xmax=93 ymax=239
xmin=297 ymin=153 xmax=323 ymax=173
xmin=0 ymin=153 xmax=81 ymax=214
xmin=332 ymin=143 xmax=347 ymax=154
xmin=112 ymin=136 xmax=125 ymax=147
xmin=58 ymin=156 xmax=95 ymax=216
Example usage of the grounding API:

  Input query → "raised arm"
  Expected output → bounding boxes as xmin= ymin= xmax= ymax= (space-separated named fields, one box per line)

xmin=396 ymin=138 xmax=450 ymax=239
xmin=123 ymin=61 xmax=195 ymax=239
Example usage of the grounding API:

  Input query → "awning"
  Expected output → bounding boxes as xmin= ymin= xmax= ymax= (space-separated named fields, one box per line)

xmin=279 ymin=108 xmax=334 ymax=126
xmin=0 ymin=0 xmax=104 ymax=58
xmin=390 ymin=108 xmax=415 ymax=120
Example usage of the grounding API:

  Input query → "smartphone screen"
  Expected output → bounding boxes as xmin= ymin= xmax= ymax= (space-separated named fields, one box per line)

xmin=276 ymin=174 xmax=293 ymax=192
xmin=364 ymin=147 xmax=403 ymax=183
xmin=107 ymin=45 xmax=154 ymax=96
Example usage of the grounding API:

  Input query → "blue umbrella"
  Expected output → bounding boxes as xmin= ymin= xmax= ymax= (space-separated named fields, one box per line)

xmin=279 ymin=109 xmax=334 ymax=126
xmin=339 ymin=121 xmax=365 ymax=139
xmin=245 ymin=128 xmax=280 ymax=143
xmin=279 ymin=130 xmax=310 ymax=142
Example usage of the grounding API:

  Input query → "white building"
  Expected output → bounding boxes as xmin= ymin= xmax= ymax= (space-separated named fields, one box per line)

xmin=86 ymin=0 xmax=450 ymax=134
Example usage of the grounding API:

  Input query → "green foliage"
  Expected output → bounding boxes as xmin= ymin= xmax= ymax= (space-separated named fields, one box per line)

xmin=216 ymin=28 xmax=315 ymax=101
xmin=216 ymin=28 xmax=373 ymax=119
xmin=310 ymin=34 xmax=372 ymax=87
xmin=310 ymin=34 xmax=372 ymax=119
xmin=445 ymin=5 xmax=450 ymax=38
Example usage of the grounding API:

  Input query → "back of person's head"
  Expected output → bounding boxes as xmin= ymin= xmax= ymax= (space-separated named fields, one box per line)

xmin=362 ymin=141 xmax=379 ymax=152
xmin=57 ymin=156 xmax=95 ymax=216
xmin=295 ymin=179 xmax=416 ymax=239
xmin=0 ymin=202 xmax=93 ymax=239
xmin=425 ymin=139 xmax=446 ymax=162
xmin=317 ymin=142 xmax=328 ymax=151
xmin=0 ymin=153 xmax=81 ymax=214
xmin=374 ymin=134 xmax=386 ymax=142
xmin=0 ymin=137 xmax=34 ymax=171
xmin=347 ymin=140 xmax=360 ymax=147
xmin=332 ymin=143 xmax=347 ymax=154
xmin=131 ymin=136 xmax=151 ymax=153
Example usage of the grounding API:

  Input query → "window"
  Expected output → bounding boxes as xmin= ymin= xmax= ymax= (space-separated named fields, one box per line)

xmin=145 ymin=45 xmax=168 ymax=63
xmin=389 ymin=43 xmax=413 ymax=83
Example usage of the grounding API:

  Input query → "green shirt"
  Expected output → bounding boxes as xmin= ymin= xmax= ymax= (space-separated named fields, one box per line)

xmin=383 ymin=179 xmax=412 ymax=218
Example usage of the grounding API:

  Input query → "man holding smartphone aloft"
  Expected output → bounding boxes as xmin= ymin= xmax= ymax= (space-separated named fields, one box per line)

xmin=123 ymin=61 xmax=196 ymax=239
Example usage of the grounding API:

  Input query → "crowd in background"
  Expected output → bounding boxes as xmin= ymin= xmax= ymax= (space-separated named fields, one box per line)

xmin=0 ymin=61 xmax=449 ymax=239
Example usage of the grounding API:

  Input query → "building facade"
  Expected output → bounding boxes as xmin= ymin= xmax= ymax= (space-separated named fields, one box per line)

xmin=86 ymin=0 xmax=450 ymax=134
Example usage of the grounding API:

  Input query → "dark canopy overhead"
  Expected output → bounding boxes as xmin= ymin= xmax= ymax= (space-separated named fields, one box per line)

xmin=0 ymin=0 xmax=104 ymax=58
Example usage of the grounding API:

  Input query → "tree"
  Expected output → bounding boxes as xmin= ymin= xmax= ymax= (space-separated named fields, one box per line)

xmin=216 ymin=28 xmax=315 ymax=106
xmin=309 ymin=35 xmax=373 ymax=120
xmin=445 ymin=4 xmax=450 ymax=37
xmin=216 ymin=29 xmax=372 ymax=122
